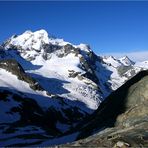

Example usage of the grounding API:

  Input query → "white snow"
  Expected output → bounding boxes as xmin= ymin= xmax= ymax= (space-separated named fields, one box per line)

xmin=135 ymin=61 xmax=148 ymax=69
xmin=8 ymin=30 xmax=49 ymax=51
xmin=0 ymin=68 xmax=63 ymax=110
xmin=32 ymin=53 xmax=84 ymax=77
xmin=76 ymin=43 xmax=91 ymax=53
xmin=95 ymin=61 xmax=126 ymax=92
xmin=0 ymin=69 xmax=36 ymax=94
xmin=7 ymin=29 xmax=70 ymax=52
xmin=103 ymin=56 xmax=121 ymax=68
xmin=107 ymin=66 xmax=127 ymax=90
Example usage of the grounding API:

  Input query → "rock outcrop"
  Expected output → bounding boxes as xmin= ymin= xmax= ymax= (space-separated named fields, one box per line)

xmin=0 ymin=59 xmax=43 ymax=91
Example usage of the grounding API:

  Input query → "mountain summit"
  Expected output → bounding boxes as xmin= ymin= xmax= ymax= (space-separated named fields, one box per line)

xmin=119 ymin=55 xmax=135 ymax=66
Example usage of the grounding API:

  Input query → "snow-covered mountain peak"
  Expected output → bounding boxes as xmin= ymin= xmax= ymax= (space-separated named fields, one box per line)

xmin=1 ymin=29 xmax=143 ymax=98
xmin=22 ymin=29 xmax=50 ymax=39
xmin=1 ymin=30 xmax=105 ymax=109
xmin=3 ymin=30 xmax=97 ymax=67
xmin=102 ymin=55 xmax=121 ymax=67
xmin=23 ymin=30 xmax=33 ymax=35
xmin=102 ymin=55 xmax=135 ymax=68
xmin=4 ymin=29 xmax=50 ymax=51
xmin=77 ymin=43 xmax=91 ymax=53
xmin=119 ymin=55 xmax=135 ymax=66
xmin=34 ymin=29 xmax=48 ymax=35
xmin=5 ymin=30 xmax=93 ymax=53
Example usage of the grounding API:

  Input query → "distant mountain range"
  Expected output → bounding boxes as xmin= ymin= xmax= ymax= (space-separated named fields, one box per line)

xmin=0 ymin=30 xmax=147 ymax=146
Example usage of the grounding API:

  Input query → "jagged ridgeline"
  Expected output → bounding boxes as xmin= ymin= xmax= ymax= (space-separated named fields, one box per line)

xmin=0 ymin=30 xmax=147 ymax=146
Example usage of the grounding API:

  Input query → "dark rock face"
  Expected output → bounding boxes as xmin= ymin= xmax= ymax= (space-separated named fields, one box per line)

xmin=62 ymin=70 xmax=148 ymax=147
xmin=68 ymin=70 xmax=81 ymax=78
xmin=63 ymin=44 xmax=80 ymax=56
xmin=79 ymin=55 xmax=99 ymax=84
xmin=117 ymin=65 xmax=133 ymax=76
xmin=57 ymin=44 xmax=80 ymax=58
xmin=41 ymin=43 xmax=80 ymax=59
xmin=41 ymin=43 xmax=62 ymax=60
xmin=42 ymin=43 xmax=61 ymax=54
xmin=0 ymin=59 xmax=43 ymax=91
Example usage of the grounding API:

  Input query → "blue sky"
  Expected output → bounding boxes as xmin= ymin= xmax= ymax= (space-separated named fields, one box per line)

xmin=0 ymin=1 xmax=148 ymax=61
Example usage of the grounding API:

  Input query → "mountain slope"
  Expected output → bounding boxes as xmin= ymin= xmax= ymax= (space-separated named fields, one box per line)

xmin=63 ymin=70 xmax=148 ymax=147
xmin=3 ymin=30 xmax=105 ymax=110
xmin=0 ymin=58 xmax=97 ymax=146
xmin=0 ymin=29 xmax=148 ymax=146
xmin=3 ymin=29 xmax=146 ymax=88
xmin=0 ymin=30 xmax=106 ymax=146
xmin=3 ymin=30 xmax=143 ymax=96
